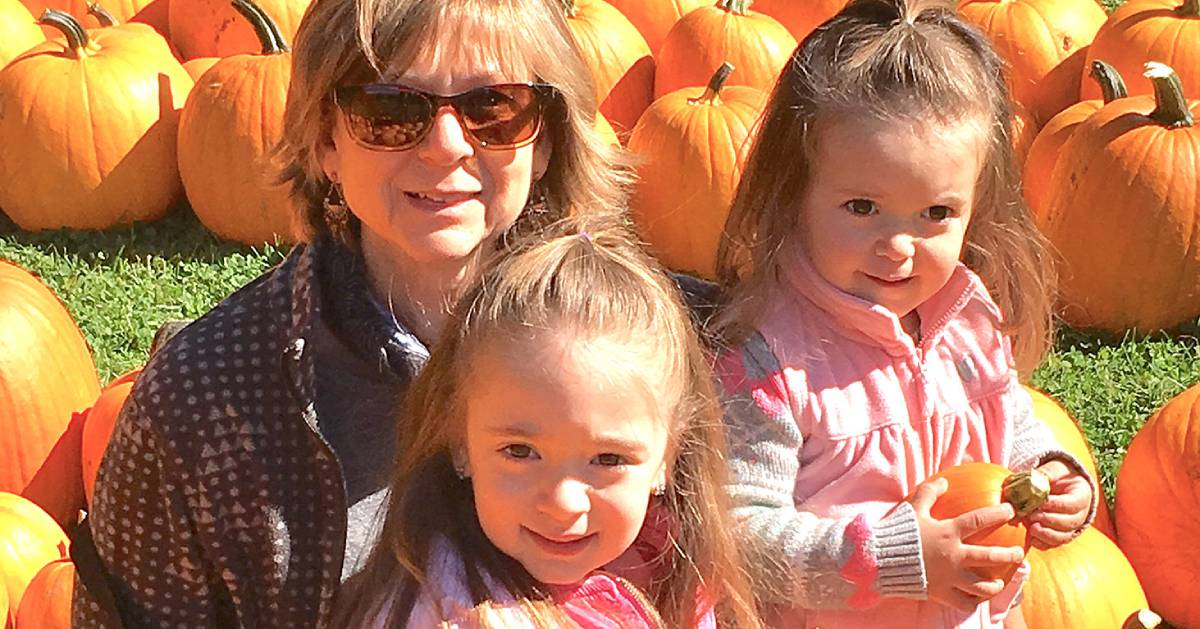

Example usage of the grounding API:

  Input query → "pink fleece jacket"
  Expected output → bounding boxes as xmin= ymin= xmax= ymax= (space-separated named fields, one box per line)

xmin=716 ymin=249 xmax=1095 ymax=628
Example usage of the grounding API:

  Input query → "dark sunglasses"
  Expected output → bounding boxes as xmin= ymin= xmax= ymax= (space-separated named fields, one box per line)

xmin=333 ymin=82 xmax=559 ymax=151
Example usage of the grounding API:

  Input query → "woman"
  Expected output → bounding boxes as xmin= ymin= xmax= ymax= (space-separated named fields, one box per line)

xmin=71 ymin=0 xmax=626 ymax=626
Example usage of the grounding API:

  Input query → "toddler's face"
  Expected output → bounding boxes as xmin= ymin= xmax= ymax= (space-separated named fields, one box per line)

xmin=461 ymin=333 xmax=671 ymax=585
xmin=797 ymin=115 xmax=986 ymax=331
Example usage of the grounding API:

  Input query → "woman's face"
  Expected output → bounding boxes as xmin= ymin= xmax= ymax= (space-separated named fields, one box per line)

xmin=320 ymin=38 xmax=553 ymax=266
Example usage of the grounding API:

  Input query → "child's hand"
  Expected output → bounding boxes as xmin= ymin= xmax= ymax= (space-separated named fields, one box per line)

xmin=910 ymin=478 xmax=1026 ymax=612
xmin=1027 ymin=460 xmax=1092 ymax=549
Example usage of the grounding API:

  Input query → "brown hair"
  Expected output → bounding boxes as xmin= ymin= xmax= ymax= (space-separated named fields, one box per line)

xmin=332 ymin=213 xmax=761 ymax=628
xmin=274 ymin=0 xmax=630 ymax=244
xmin=714 ymin=0 xmax=1054 ymax=375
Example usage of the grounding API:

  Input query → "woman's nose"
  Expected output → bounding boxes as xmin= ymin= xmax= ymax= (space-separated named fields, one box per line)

xmin=416 ymin=105 xmax=474 ymax=164
xmin=537 ymin=477 xmax=590 ymax=522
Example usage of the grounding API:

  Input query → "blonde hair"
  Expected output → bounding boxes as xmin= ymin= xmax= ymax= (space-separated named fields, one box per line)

xmin=333 ymin=214 xmax=761 ymax=628
xmin=715 ymin=0 xmax=1054 ymax=375
xmin=274 ymin=0 xmax=630 ymax=243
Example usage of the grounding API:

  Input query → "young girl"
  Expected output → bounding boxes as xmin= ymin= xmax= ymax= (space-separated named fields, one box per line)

xmin=333 ymin=214 xmax=761 ymax=628
xmin=713 ymin=1 xmax=1097 ymax=627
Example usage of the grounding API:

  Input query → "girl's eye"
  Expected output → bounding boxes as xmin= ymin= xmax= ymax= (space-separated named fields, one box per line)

xmin=592 ymin=453 xmax=627 ymax=467
xmin=925 ymin=206 xmax=956 ymax=222
xmin=501 ymin=444 xmax=536 ymax=460
xmin=844 ymin=199 xmax=876 ymax=216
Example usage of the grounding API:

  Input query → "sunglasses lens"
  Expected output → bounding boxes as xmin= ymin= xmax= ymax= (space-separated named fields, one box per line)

xmin=456 ymin=85 xmax=544 ymax=147
xmin=340 ymin=86 xmax=433 ymax=149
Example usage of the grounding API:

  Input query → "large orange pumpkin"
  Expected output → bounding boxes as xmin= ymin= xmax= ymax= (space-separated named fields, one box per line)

xmin=628 ymin=63 xmax=765 ymax=278
xmin=0 ymin=493 xmax=69 ymax=627
xmin=655 ymin=0 xmax=796 ymax=98
xmin=956 ymin=0 xmax=1106 ymax=122
xmin=81 ymin=369 xmax=141 ymax=507
xmin=750 ymin=0 xmax=844 ymax=42
xmin=0 ymin=10 xmax=191 ymax=230
xmin=177 ymin=0 xmax=294 ymax=245
xmin=13 ymin=558 xmax=73 ymax=629
xmin=911 ymin=462 xmax=1049 ymax=583
xmin=1024 ymin=60 xmax=1126 ymax=219
xmin=168 ymin=0 xmax=310 ymax=59
xmin=1023 ymin=386 xmax=1115 ymax=540
xmin=1022 ymin=527 xmax=1154 ymax=629
xmin=1038 ymin=62 xmax=1200 ymax=332
xmin=1083 ymin=0 xmax=1200 ymax=102
xmin=0 ymin=262 xmax=100 ymax=527
xmin=564 ymin=0 xmax=654 ymax=137
xmin=604 ymin=0 xmax=707 ymax=53
xmin=1115 ymin=381 xmax=1200 ymax=628
xmin=0 ymin=0 xmax=43 ymax=70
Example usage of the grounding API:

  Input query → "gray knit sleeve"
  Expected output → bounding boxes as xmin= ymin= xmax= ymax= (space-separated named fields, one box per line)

xmin=718 ymin=335 xmax=926 ymax=609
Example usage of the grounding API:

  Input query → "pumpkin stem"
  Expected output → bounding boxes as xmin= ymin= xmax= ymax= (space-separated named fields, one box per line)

xmin=1145 ymin=62 xmax=1194 ymax=128
xmin=1177 ymin=0 xmax=1200 ymax=17
xmin=1088 ymin=60 xmax=1127 ymax=104
xmin=1001 ymin=469 xmax=1050 ymax=518
xmin=717 ymin=0 xmax=753 ymax=15
xmin=87 ymin=3 xmax=118 ymax=26
xmin=231 ymin=0 xmax=290 ymax=54
xmin=561 ymin=0 xmax=576 ymax=18
xmin=689 ymin=62 xmax=735 ymax=106
xmin=1122 ymin=610 xmax=1163 ymax=629
xmin=38 ymin=9 xmax=90 ymax=57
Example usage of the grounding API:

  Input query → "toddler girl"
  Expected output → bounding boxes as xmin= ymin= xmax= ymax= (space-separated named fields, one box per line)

xmin=334 ymin=215 xmax=760 ymax=628
xmin=713 ymin=1 xmax=1097 ymax=626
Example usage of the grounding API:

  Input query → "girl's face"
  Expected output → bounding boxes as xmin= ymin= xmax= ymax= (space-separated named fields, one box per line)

xmin=797 ymin=116 xmax=987 ymax=330
xmin=320 ymin=29 xmax=552 ymax=267
xmin=461 ymin=333 xmax=671 ymax=585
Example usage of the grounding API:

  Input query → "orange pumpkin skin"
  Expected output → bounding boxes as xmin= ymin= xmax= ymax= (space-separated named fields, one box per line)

xmin=0 ymin=262 xmax=100 ymax=528
xmin=628 ymin=66 xmax=765 ymax=278
xmin=917 ymin=462 xmax=1034 ymax=582
xmin=0 ymin=0 xmax=43 ymax=70
xmin=0 ymin=493 xmax=69 ymax=627
xmin=177 ymin=0 xmax=295 ymax=245
xmin=956 ymin=0 xmax=1105 ymax=117
xmin=1023 ymin=387 xmax=1115 ymax=540
xmin=594 ymin=112 xmax=621 ymax=147
xmin=1115 ymin=383 xmax=1200 ymax=629
xmin=1023 ymin=99 xmax=1103 ymax=218
xmin=0 ymin=15 xmax=192 ymax=230
xmin=168 ymin=0 xmax=310 ymax=59
xmin=1083 ymin=0 xmax=1200 ymax=102
xmin=1022 ymin=527 xmax=1149 ymax=629
xmin=1010 ymin=102 xmax=1037 ymax=171
xmin=21 ymin=0 xmax=152 ymax=31
xmin=81 ymin=369 xmax=141 ymax=507
xmin=182 ymin=55 xmax=220 ymax=82
xmin=655 ymin=0 xmax=796 ymax=99
xmin=604 ymin=0 xmax=707 ymax=54
xmin=1039 ymin=66 xmax=1200 ymax=332
xmin=565 ymin=0 xmax=654 ymax=137
xmin=750 ymin=0 xmax=845 ymax=42
xmin=13 ymin=558 xmax=73 ymax=629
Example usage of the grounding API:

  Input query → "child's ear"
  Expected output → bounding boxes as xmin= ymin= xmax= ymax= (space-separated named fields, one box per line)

xmin=452 ymin=448 xmax=471 ymax=479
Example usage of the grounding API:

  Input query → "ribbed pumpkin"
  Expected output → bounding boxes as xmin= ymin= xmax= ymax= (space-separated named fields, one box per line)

xmin=655 ymin=0 xmax=795 ymax=98
xmin=910 ymin=462 xmax=1050 ymax=582
xmin=1115 ymin=382 xmax=1200 ymax=628
xmin=0 ymin=492 xmax=69 ymax=627
xmin=169 ymin=0 xmax=310 ymax=59
xmin=563 ymin=0 xmax=654 ymax=136
xmin=81 ymin=369 xmax=141 ymax=507
xmin=956 ymin=0 xmax=1106 ymax=123
xmin=1039 ymin=63 xmax=1200 ymax=332
xmin=749 ymin=0 xmax=844 ymax=41
xmin=0 ymin=0 xmax=43 ymax=70
xmin=177 ymin=0 xmax=294 ymax=245
xmin=628 ymin=63 xmax=764 ymax=278
xmin=13 ymin=558 xmax=73 ymax=629
xmin=604 ymin=0 xmax=707 ymax=53
xmin=0 ymin=10 xmax=191 ymax=230
xmin=0 ymin=262 xmax=99 ymax=528
xmin=1022 ymin=527 xmax=1154 ymax=629
xmin=1083 ymin=0 xmax=1200 ymax=102
xmin=1024 ymin=61 xmax=1126 ymax=219
xmin=1023 ymin=386 xmax=1115 ymax=540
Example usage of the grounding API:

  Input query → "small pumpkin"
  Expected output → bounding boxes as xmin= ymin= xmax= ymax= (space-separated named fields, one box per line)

xmin=911 ymin=462 xmax=1049 ymax=582
xmin=81 ymin=369 xmax=141 ymax=507
xmin=604 ymin=0 xmax=707 ymax=53
xmin=655 ymin=0 xmax=796 ymax=98
xmin=168 ymin=0 xmax=310 ymax=59
xmin=749 ymin=0 xmax=844 ymax=42
xmin=14 ymin=558 xmax=74 ymax=629
xmin=177 ymin=0 xmax=295 ymax=245
xmin=563 ymin=0 xmax=655 ymax=136
xmin=0 ymin=0 xmax=43 ymax=70
xmin=628 ymin=63 xmax=765 ymax=278
xmin=1083 ymin=0 xmax=1200 ymax=102
xmin=1115 ymin=381 xmax=1200 ymax=628
xmin=0 ymin=492 xmax=69 ymax=627
xmin=1039 ymin=62 xmax=1200 ymax=332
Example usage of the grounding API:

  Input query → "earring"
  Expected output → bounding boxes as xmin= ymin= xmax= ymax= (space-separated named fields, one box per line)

xmin=323 ymin=182 xmax=351 ymax=240
xmin=651 ymin=482 xmax=666 ymax=497
xmin=454 ymin=463 xmax=469 ymax=480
